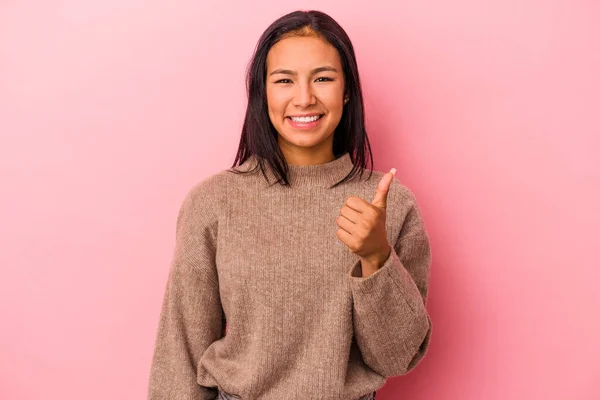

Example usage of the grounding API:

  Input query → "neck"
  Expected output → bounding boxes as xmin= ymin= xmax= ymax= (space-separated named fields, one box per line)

xmin=280 ymin=149 xmax=336 ymax=167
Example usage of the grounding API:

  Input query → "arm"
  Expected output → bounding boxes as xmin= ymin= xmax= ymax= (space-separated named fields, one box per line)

xmin=348 ymin=194 xmax=432 ymax=378
xmin=148 ymin=184 xmax=224 ymax=400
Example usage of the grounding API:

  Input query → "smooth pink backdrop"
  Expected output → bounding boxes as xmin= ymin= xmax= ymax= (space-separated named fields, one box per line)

xmin=1 ymin=1 xmax=599 ymax=399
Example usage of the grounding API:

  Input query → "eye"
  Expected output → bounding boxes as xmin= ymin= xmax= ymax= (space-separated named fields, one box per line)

xmin=273 ymin=77 xmax=334 ymax=84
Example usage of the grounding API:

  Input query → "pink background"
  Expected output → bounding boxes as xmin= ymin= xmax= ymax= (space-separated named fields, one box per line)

xmin=1 ymin=1 xmax=599 ymax=399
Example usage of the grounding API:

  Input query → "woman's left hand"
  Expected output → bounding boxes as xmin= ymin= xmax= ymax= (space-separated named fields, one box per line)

xmin=335 ymin=168 xmax=396 ymax=273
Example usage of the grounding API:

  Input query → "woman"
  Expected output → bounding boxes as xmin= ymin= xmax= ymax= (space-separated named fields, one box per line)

xmin=148 ymin=10 xmax=432 ymax=400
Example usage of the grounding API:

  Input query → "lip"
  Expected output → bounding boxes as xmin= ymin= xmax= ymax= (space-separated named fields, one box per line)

xmin=286 ymin=114 xmax=324 ymax=130
xmin=287 ymin=113 xmax=324 ymax=118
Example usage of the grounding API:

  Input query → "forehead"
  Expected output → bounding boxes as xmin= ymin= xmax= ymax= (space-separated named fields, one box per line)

xmin=266 ymin=36 xmax=341 ymax=71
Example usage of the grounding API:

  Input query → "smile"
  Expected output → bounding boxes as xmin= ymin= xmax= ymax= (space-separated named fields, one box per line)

xmin=286 ymin=114 xmax=324 ymax=130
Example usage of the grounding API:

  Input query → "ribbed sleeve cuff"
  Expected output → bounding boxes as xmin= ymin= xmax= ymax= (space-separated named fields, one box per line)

xmin=347 ymin=246 xmax=425 ymax=314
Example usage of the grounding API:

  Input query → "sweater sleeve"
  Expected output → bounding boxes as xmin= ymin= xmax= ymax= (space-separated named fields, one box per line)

xmin=348 ymin=189 xmax=432 ymax=378
xmin=148 ymin=184 xmax=225 ymax=400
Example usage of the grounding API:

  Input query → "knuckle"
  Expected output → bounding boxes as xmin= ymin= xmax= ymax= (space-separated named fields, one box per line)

xmin=360 ymin=219 xmax=370 ymax=229
xmin=369 ymin=207 xmax=380 ymax=218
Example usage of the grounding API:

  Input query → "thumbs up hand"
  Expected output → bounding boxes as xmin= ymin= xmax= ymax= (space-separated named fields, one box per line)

xmin=336 ymin=168 xmax=397 ymax=277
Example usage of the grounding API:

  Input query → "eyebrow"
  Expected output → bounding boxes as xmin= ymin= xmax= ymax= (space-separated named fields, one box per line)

xmin=268 ymin=66 xmax=339 ymax=76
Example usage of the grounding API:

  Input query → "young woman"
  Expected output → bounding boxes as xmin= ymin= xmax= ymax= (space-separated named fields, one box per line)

xmin=148 ymin=10 xmax=432 ymax=400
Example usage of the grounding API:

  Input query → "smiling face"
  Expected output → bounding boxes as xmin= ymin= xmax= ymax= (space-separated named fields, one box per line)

xmin=265 ymin=34 xmax=347 ymax=165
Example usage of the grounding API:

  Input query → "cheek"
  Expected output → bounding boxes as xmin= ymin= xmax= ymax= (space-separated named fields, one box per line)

xmin=325 ymin=98 xmax=344 ymax=115
xmin=321 ymin=87 xmax=345 ymax=113
xmin=266 ymin=87 xmax=286 ymax=117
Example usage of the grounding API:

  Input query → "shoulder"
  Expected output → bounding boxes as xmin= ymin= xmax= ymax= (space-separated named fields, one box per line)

xmin=176 ymin=170 xmax=230 ymax=231
xmin=388 ymin=177 xmax=429 ymax=241
xmin=183 ymin=170 xmax=229 ymax=207
xmin=389 ymin=176 xmax=420 ymax=209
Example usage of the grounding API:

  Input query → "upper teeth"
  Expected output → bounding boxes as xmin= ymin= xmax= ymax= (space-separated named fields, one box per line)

xmin=291 ymin=115 xmax=321 ymax=122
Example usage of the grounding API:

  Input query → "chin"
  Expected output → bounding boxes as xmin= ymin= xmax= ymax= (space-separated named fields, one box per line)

xmin=285 ymin=137 xmax=327 ymax=148
xmin=277 ymin=128 xmax=324 ymax=143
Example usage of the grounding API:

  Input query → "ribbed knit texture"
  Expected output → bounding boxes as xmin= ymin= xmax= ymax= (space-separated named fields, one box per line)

xmin=148 ymin=152 xmax=433 ymax=400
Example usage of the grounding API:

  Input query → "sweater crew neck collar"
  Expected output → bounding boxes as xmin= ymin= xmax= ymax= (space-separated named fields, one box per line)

xmin=241 ymin=152 xmax=355 ymax=188
xmin=286 ymin=152 xmax=354 ymax=188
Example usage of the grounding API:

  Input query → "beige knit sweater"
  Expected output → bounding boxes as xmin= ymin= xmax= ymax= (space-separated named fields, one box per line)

xmin=148 ymin=152 xmax=433 ymax=400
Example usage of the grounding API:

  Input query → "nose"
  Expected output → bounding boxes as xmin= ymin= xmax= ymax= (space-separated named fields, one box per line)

xmin=292 ymin=81 xmax=316 ymax=107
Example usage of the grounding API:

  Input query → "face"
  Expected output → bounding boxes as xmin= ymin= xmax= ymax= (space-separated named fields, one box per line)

xmin=265 ymin=35 xmax=346 ymax=161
